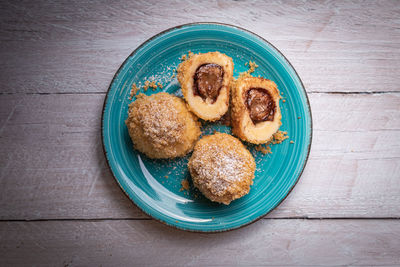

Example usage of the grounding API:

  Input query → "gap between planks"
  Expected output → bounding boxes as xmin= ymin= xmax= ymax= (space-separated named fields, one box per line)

xmin=0 ymin=91 xmax=400 ymax=96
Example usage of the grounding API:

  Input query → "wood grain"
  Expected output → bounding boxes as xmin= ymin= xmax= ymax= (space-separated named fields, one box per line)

xmin=1 ymin=219 xmax=399 ymax=266
xmin=1 ymin=93 xmax=399 ymax=220
xmin=0 ymin=0 xmax=399 ymax=94
xmin=1 ymin=1 xmax=400 ymax=265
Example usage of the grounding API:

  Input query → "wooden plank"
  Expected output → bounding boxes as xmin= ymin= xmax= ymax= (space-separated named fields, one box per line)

xmin=0 ymin=1 xmax=399 ymax=94
xmin=0 ymin=219 xmax=399 ymax=266
xmin=0 ymin=93 xmax=399 ymax=219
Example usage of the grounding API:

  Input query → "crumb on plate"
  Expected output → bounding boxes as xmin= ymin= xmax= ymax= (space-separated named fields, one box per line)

xmin=272 ymin=130 xmax=289 ymax=144
xmin=180 ymin=179 xmax=190 ymax=191
xmin=255 ymin=144 xmax=272 ymax=154
xmin=143 ymin=80 xmax=150 ymax=91
xmin=129 ymin=83 xmax=139 ymax=100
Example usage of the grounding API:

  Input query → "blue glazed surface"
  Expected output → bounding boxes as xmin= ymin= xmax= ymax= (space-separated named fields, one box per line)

xmin=102 ymin=23 xmax=312 ymax=232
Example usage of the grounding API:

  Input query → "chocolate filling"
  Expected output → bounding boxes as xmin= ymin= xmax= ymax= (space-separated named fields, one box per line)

xmin=193 ymin=63 xmax=224 ymax=103
xmin=245 ymin=88 xmax=276 ymax=124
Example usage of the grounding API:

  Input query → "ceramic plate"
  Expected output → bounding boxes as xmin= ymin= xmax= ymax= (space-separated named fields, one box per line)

xmin=102 ymin=23 xmax=312 ymax=232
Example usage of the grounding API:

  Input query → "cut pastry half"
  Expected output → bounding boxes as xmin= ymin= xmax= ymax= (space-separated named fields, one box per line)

xmin=177 ymin=52 xmax=233 ymax=121
xmin=231 ymin=77 xmax=282 ymax=144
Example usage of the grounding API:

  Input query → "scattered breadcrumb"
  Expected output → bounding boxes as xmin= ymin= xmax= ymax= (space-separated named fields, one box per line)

xmin=188 ymin=51 xmax=194 ymax=58
xmin=298 ymin=116 xmax=301 ymax=119
xmin=157 ymin=82 xmax=163 ymax=89
xmin=272 ymin=131 xmax=289 ymax=144
xmin=129 ymin=83 xmax=139 ymax=100
xmin=248 ymin=61 xmax=258 ymax=73
xmin=282 ymin=99 xmax=286 ymax=103
xmin=255 ymin=144 xmax=272 ymax=154
xmin=254 ymin=130 xmax=290 ymax=156
xmin=238 ymin=60 xmax=259 ymax=79
xmin=164 ymin=175 xmax=168 ymax=179
xmin=149 ymin=81 xmax=157 ymax=90
xmin=180 ymin=179 xmax=190 ymax=191
xmin=180 ymin=54 xmax=187 ymax=61
xmin=171 ymin=73 xmax=176 ymax=78
xmin=143 ymin=81 xmax=150 ymax=91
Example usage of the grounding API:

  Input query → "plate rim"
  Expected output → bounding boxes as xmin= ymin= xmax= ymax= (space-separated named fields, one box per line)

xmin=101 ymin=22 xmax=313 ymax=233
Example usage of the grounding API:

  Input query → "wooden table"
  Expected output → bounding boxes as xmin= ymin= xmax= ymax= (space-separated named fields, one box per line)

xmin=1 ymin=1 xmax=399 ymax=266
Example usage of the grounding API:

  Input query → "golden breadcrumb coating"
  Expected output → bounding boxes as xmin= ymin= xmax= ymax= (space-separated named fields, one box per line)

xmin=231 ymin=77 xmax=282 ymax=144
xmin=188 ymin=133 xmax=256 ymax=205
xmin=125 ymin=92 xmax=201 ymax=159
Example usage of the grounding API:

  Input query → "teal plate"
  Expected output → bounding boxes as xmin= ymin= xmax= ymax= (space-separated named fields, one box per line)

xmin=102 ymin=23 xmax=312 ymax=232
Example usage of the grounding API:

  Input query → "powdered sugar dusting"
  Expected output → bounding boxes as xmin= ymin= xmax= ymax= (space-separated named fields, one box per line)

xmin=132 ymin=94 xmax=185 ymax=149
xmin=193 ymin=144 xmax=246 ymax=196
xmin=188 ymin=133 xmax=255 ymax=199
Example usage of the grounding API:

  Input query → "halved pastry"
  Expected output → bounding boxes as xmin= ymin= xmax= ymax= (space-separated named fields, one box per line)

xmin=231 ymin=77 xmax=282 ymax=144
xmin=177 ymin=52 xmax=233 ymax=121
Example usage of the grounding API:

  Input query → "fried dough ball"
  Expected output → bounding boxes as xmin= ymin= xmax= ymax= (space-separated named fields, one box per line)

xmin=188 ymin=133 xmax=256 ymax=205
xmin=125 ymin=92 xmax=201 ymax=159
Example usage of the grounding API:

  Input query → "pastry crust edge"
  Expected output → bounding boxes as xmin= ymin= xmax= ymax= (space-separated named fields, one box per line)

xmin=177 ymin=52 xmax=234 ymax=121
